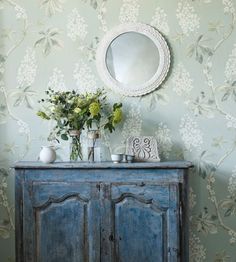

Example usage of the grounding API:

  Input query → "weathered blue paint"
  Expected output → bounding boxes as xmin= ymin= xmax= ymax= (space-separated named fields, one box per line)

xmin=14 ymin=161 xmax=192 ymax=262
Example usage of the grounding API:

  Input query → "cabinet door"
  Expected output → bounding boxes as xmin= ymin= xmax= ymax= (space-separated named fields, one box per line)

xmin=23 ymin=182 xmax=100 ymax=262
xmin=109 ymin=183 xmax=179 ymax=262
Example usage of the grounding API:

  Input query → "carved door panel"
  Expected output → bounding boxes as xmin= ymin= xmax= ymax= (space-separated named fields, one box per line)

xmin=24 ymin=182 xmax=100 ymax=262
xmin=109 ymin=183 xmax=180 ymax=262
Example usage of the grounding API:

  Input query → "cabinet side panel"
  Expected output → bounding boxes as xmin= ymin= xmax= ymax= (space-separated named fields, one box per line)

xmin=168 ymin=184 xmax=180 ymax=262
xmin=15 ymin=170 xmax=24 ymax=262
xmin=181 ymin=170 xmax=189 ymax=262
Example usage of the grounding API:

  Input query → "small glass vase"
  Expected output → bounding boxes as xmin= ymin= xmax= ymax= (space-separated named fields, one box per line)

xmin=87 ymin=130 xmax=101 ymax=162
xmin=69 ymin=130 xmax=82 ymax=161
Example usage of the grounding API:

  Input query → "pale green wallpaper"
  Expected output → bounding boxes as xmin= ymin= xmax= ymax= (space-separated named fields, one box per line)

xmin=0 ymin=0 xmax=236 ymax=261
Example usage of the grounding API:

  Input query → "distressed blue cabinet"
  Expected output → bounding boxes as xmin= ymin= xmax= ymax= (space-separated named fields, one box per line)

xmin=14 ymin=161 xmax=192 ymax=262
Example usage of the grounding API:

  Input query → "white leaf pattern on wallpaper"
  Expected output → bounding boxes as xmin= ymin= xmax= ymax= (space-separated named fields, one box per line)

xmin=47 ymin=68 xmax=67 ymax=91
xmin=34 ymin=27 xmax=63 ymax=56
xmin=189 ymin=187 xmax=197 ymax=209
xmin=224 ymin=43 xmax=236 ymax=82
xmin=179 ymin=115 xmax=203 ymax=152
xmin=176 ymin=0 xmax=200 ymax=36
xmin=228 ymin=230 xmax=236 ymax=244
xmin=185 ymin=92 xmax=215 ymax=118
xmin=14 ymin=5 xmax=27 ymax=20
xmin=17 ymin=120 xmax=30 ymax=135
xmin=67 ymin=9 xmax=88 ymax=41
xmin=121 ymin=105 xmax=142 ymax=144
xmin=40 ymin=0 xmax=66 ymax=16
xmin=228 ymin=167 xmax=236 ymax=196
xmin=189 ymin=232 xmax=206 ymax=262
xmin=155 ymin=122 xmax=173 ymax=159
xmin=172 ymin=63 xmax=194 ymax=96
xmin=151 ymin=7 xmax=169 ymax=35
xmin=225 ymin=114 xmax=236 ymax=129
xmin=119 ymin=0 xmax=140 ymax=23
xmin=17 ymin=48 xmax=37 ymax=88
xmin=73 ymin=61 xmax=97 ymax=93
xmin=222 ymin=0 xmax=235 ymax=15
xmin=97 ymin=0 xmax=108 ymax=32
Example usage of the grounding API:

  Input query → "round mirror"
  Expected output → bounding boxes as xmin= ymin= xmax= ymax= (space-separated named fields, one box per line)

xmin=96 ymin=23 xmax=170 ymax=96
xmin=106 ymin=32 xmax=160 ymax=87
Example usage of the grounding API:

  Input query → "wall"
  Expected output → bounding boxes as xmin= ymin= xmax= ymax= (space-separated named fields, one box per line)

xmin=0 ymin=0 xmax=236 ymax=261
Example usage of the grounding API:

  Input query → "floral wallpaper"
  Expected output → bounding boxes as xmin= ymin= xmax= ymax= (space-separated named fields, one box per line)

xmin=0 ymin=0 xmax=236 ymax=261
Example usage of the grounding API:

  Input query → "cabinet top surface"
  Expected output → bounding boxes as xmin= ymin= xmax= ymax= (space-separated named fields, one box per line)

xmin=14 ymin=161 xmax=193 ymax=169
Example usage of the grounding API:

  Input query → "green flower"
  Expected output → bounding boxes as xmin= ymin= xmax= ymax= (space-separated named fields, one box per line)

xmin=37 ymin=111 xmax=50 ymax=120
xmin=89 ymin=102 xmax=100 ymax=117
xmin=112 ymin=108 xmax=122 ymax=125
xmin=74 ymin=107 xmax=82 ymax=114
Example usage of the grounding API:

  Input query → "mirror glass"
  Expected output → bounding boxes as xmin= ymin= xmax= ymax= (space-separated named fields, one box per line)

xmin=106 ymin=32 xmax=160 ymax=87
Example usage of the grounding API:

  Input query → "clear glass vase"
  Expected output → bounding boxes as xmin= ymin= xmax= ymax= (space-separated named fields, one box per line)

xmin=87 ymin=130 xmax=102 ymax=162
xmin=69 ymin=130 xmax=82 ymax=161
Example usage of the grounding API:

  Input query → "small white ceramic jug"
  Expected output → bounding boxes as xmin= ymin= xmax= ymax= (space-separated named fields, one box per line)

xmin=39 ymin=146 xmax=56 ymax=164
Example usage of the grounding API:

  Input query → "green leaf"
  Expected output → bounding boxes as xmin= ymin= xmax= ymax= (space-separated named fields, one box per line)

xmin=0 ymin=168 xmax=9 ymax=177
xmin=149 ymin=94 xmax=156 ymax=111
xmin=187 ymin=44 xmax=195 ymax=57
xmin=0 ymin=226 xmax=10 ymax=239
xmin=10 ymin=87 xmax=36 ymax=109
xmin=34 ymin=37 xmax=46 ymax=47
xmin=197 ymin=34 xmax=204 ymax=42
xmin=221 ymin=91 xmax=231 ymax=101
xmin=224 ymin=208 xmax=233 ymax=217
xmin=196 ymin=50 xmax=203 ymax=64
xmin=220 ymin=198 xmax=236 ymax=217
xmin=195 ymin=156 xmax=216 ymax=179
xmin=199 ymin=46 xmax=213 ymax=56
xmin=61 ymin=134 xmax=68 ymax=140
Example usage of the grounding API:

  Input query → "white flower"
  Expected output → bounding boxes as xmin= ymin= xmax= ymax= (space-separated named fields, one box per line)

xmin=17 ymin=120 xmax=30 ymax=135
xmin=119 ymin=0 xmax=140 ymax=23
xmin=228 ymin=230 xmax=236 ymax=244
xmin=223 ymin=0 xmax=235 ymax=15
xmin=67 ymin=9 xmax=88 ymax=41
xmin=15 ymin=5 xmax=27 ymax=20
xmin=172 ymin=63 xmax=194 ymax=96
xmin=225 ymin=44 xmax=236 ymax=82
xmin=73 ymin=61 xmax=97 ymax=93
xmin=17 ymin=48 xmax=37 ymax=88
xmin=225 ymin=114 xmax=236 ymax=129
xmin=179 ymin=115 xmax=203 ymax=152
xmin=151 ymin=7 xmax=169 ymax=35
xmin=155 ymin=122 xmax=173 ymax=159
xmin=189 ymin=187 xmax=197 ymax=209
xmin=97 ymin=1 xmax=108 ymax=32
xmin=47 ymin=68 xmax=66 ymax=91
xmin=176 ymin=1 xmax=200 ymax=36
xmin=228 ymin=167 xmax=236 ymax=196
xmin=189 ymin=232 xmax=206 ymax=262
xmin=121 ymin=105 xmax=142 ymax=144
xmin=0 ymin=60 xmax=5 ymax=74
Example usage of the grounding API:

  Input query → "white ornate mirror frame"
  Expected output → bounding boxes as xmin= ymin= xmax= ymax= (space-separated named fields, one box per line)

xmin=96 ymin=23 xmax=170 ymax=97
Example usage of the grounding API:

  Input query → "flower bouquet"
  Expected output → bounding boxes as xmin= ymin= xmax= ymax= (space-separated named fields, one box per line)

xmin=37 ymin=88 xmax=122 ymax=161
